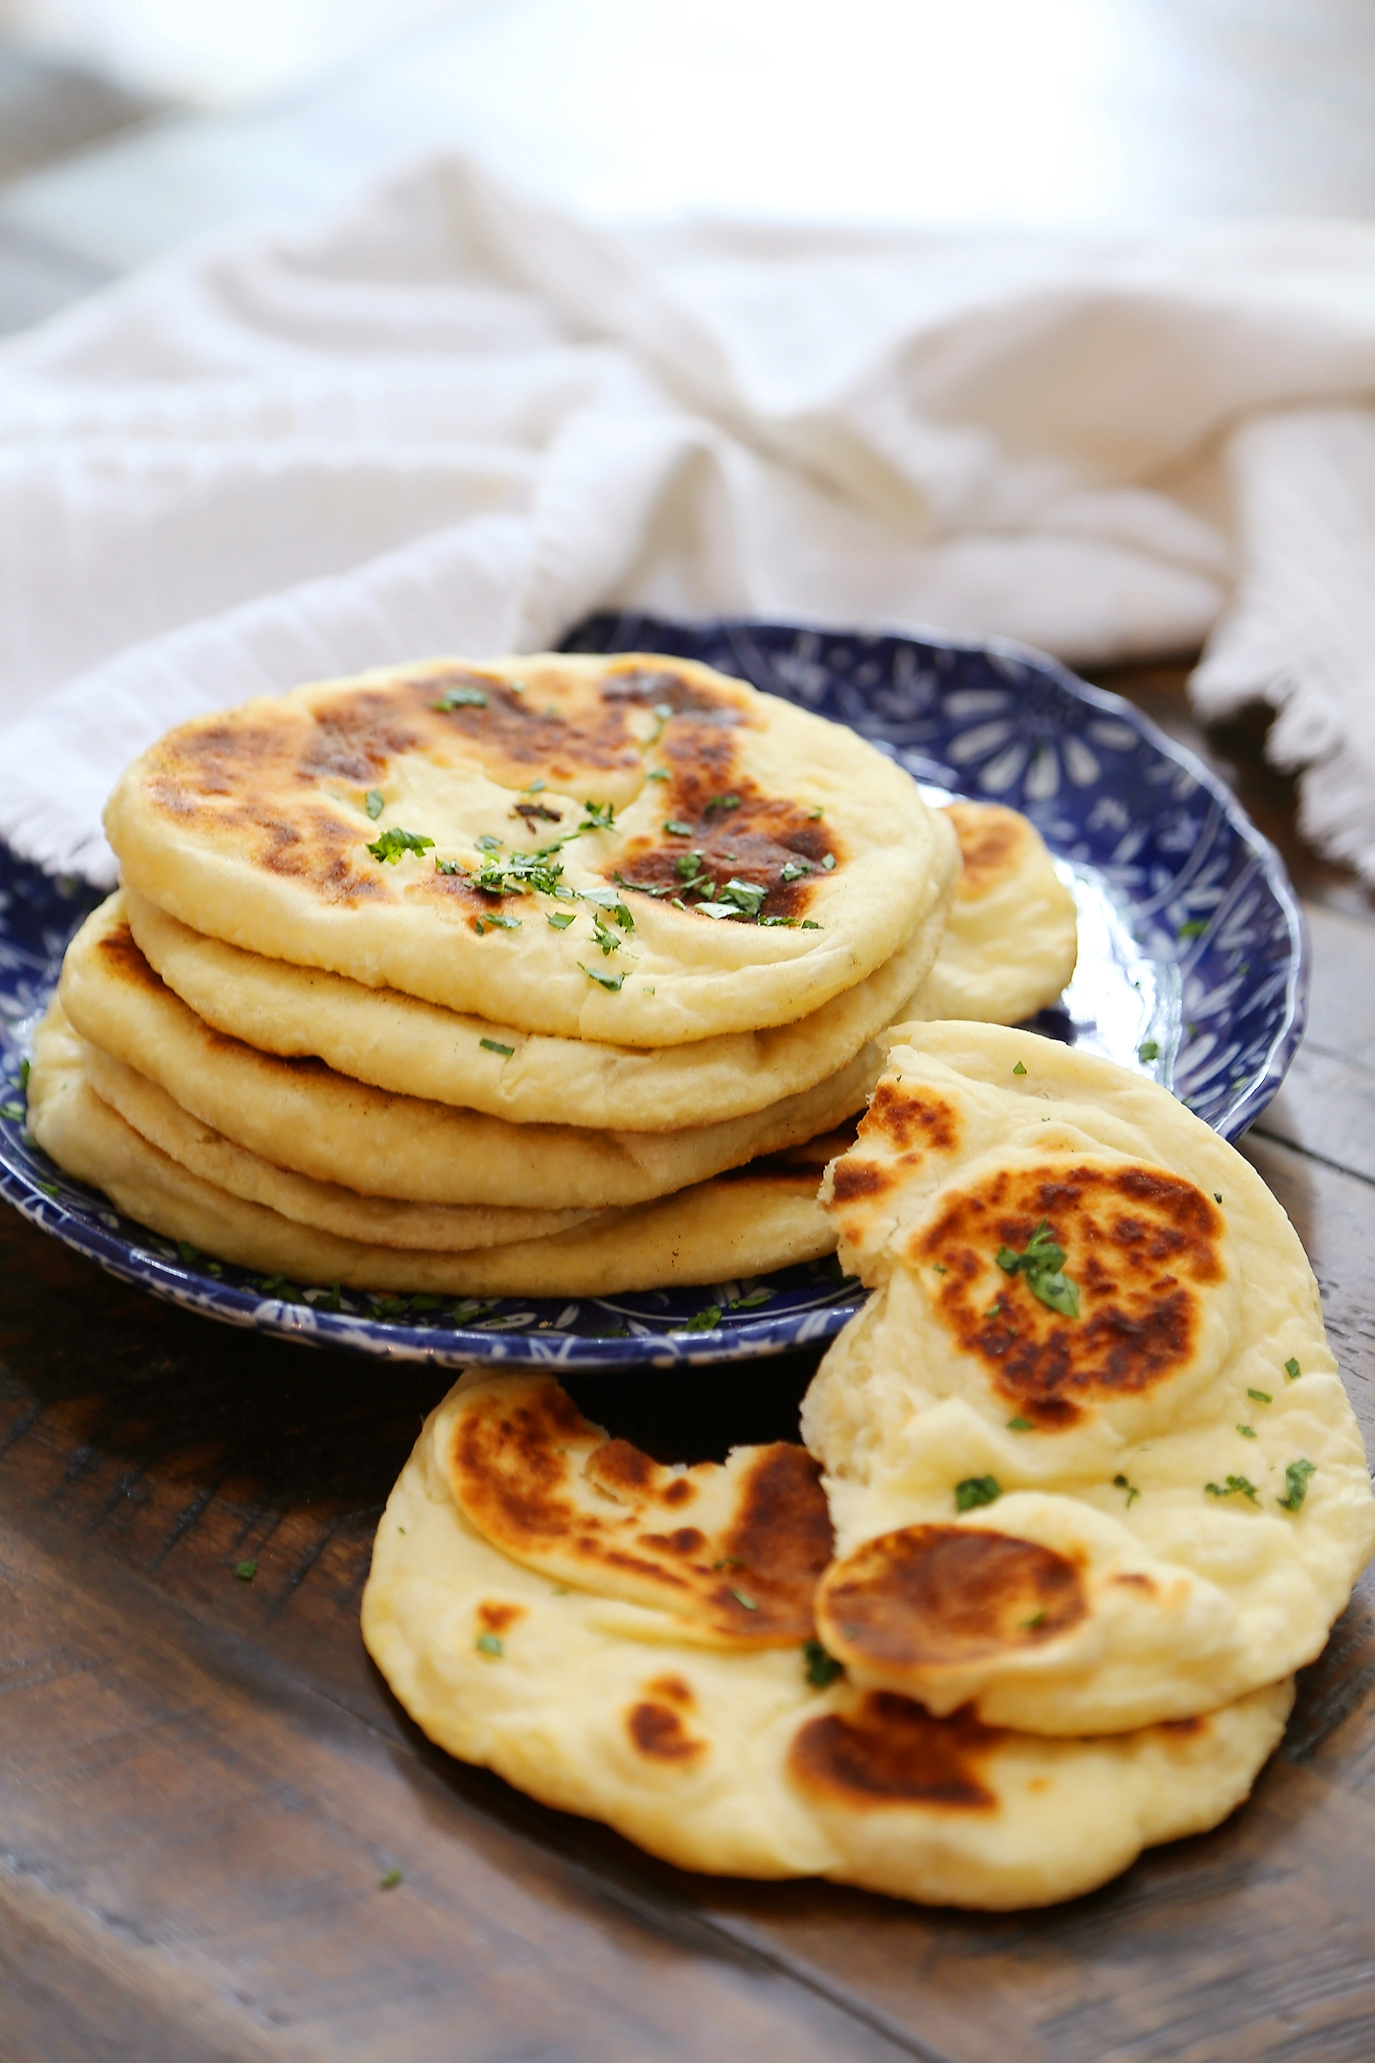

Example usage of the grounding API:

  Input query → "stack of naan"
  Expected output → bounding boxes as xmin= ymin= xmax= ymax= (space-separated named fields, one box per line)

xmin=27 ymin=651 xmax=1076 ymax=1296
xmin=362 ymin=1027 xmax=1375 ymax=1907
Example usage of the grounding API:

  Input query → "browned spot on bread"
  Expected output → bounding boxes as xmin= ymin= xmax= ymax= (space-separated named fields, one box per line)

xmin=912 ymin=1162 xmax=1226 ymax=1427
xmin=946 ymin=801 xmax=1031 ymax=900
xmin=477 ymin=1601 xmax=526 ymax=1635
xmin=817 ymin=1526 xmax=1087 ymax=1676
xmin=789 ymin=1693 xmax=1000 ymax=1811
xmin=645 ymin=1675 xmax=696 ymax=1709
xmin=448 ymin=1378 xmax=833 ymax=1645
xmin=831 ymin=1160 xmax=893 ymax=1203
xmin=1112 ymin=1572 xmax=1157 ymax=1595
xmin=861 ymin=1082 xmax=961 ymax=1157
xmin=627 ymin=1701 xmax=706 ymax=1762
xmin=1158 ymin=1714 xmax=1208 ymax=1738
xmin=96 ymin=921 xmax=168 ymax=995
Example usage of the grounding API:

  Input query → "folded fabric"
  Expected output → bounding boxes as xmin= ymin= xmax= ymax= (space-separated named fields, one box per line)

xmin=0 ymin=155 xmax=1372 ymax=884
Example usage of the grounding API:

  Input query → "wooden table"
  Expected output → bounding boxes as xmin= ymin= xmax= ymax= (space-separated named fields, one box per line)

xmin=2 ymin=11 xmax=1375 ymax=2060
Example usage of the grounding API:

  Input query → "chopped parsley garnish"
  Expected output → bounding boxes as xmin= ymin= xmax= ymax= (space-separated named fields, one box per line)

xmin=1007 ymin=1416 xmax=1033 ymax=1432
xmin=730 ymin=1588 xmax=759 ymax=1611
xmin=1019 ymin=1611 xmax=1048 ymax=1631
xmin=1277 ymin=1459 xmax=1317 ymax=1512
xmin=1012 ymin=1061 xmax=1027 ymax=1075
xmin=581 ymin=886 xmax=634 ymax=929
xmin=984 ymin=1299 xmax=1004 ymax=1320
xmin=780 ymin=860 xmax=812 ymax=881
xmin=704 ymin=793 xmax=740 ymax=814
xmin=580 ymin=799 xmax=616 ymax=832
xmin=474 ymin=911 xmax=521 ymax=934
xmin=435 ymin=857 xmax=462 ymax=874
xmin=729 ymin=1289 xmax=772 ymax=1310
xmin=234 ymin=1560 xmax=258 ymax=1582
xmin=1177 ymin=918 xmax=1208 ymax=939
xmin=175 ymin=1240 xmax=199 ymax=1266
xmin=801 ymin=919 xmax=822 ymax=930
xmin=18 ymin=1059 xmax=29 ymax=1092
xmin=1237 ymin=1424 xmax=1256 ymax=1438
xmin=1137 ymin=1038 xmax=1160 ymax=1062
xmin=1113 ymin=1473 xmax=1141 ymax=1507
xmin=1205 ymin=1475 xmax=1259 ymax=1503
xmin=2 ymin=1096 xmax=31 ymax=1119
xmin=547 ymin=910 xmax=576 ymax=929
xmin=803 ymin=1639 xmax=844 ymax=1688
xmin=684 ymin=1304 xmax=723 ymax=1332
xmin=955 ymin=1475 xmax=1002 ymax=1512
xmin=1248 ymin=1388 xmax=1272 ymax=1404
xmin=996 ymin=1219 xmax=1080 ymax=1318
xmin=711 ymin=877 xmax=767 ymax=919
xmin=712 ymin=1557 xmax=744 ymax=1571
xmin=664 ymin=818 xmax=694 ymax=836
xmin=524 ymin=779 xmax=546 ymax=794
xmin=808 ymin=806 xmax=824 ymax=819
xmin=475 ymin=1632 xmax=504 ymax=1657
xmin=1285 ymin=1357 xmax=1302 ymax=1380
xmin=364 ymin=788 xmax=384 ymax=820
xmin=675 ymin=850 xmax=704 ymax=879
xmin=479 ymin=1038 xmax=515 ymax=1057
xmin=932 ymin=1262 xmax=947 ymax=1274
xmin=379 ymin=1869 xmax=403 ymax=1890
xmin=433 ymin=684 xmax=488 ymax=710
xmin=820 ymin=852 xmax=837 ymax=870
xmin=367 ymin=826 xmax=435 ymax=864
xmin=578 ymin=962 xmax=625 ymax=991
xmin=590 ymin=915 xmax=623 ymax=955
xmin=613 ymin=870 xmax=678 ymax=900
xmin=647 ymin=765 xmax=669 ymax=780
xmin=476 ymin=833 xmax=502 ymax=853
xmin=760 ymin=914 xmax=798 ymax=926
xmin=37 ymin=1179 xmax=58 ymax=1197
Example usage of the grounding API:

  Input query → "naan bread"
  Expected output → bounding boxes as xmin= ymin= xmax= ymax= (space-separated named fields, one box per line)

xmin=361 ymin=1373 xmax=1293 ymax=1909
xmin=59 ymin=898 xmax=875 ymax=1211
xmin=123 ymin=886 xmax=950 ymax=1132
xmin=104 ymin=652 xmax=957 ymax=1045
xmin=801 ymin=1023 xmax=1375 ymax=1733
xmin=908 ymin=803 xmax=1078 ymax=1024
xmin=28 ymin=1000 xmax=839 ymax=1294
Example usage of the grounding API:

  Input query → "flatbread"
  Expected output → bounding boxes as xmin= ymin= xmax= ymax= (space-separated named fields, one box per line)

xmin=104 ymin=651 xmax=958 ymax=1045
xmin=360 ymin=1373 xmax=1293 ymax=1909
xmin=123 ymin=886 xmax=950 ymax=1131
xmin=59 ymin=898 xmax=876 ymax=1211
xmin=28 ymin=1000 xmax=839 ymax=1294
xmin=800 ymin=1022 xmax=1375 ymax=1733
xmin=908 ymin=802 xmax=1078 ymax=1024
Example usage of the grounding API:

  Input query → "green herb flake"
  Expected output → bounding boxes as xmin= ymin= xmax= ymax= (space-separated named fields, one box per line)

xmin=803 ymin=1639 xmax=844 ymax=1688
xmin=479 ymin=1037 xmax=515 ymax=1058
xmin=475 ymin=1632 xmax=504 ymax=1658
xmin=730 ymin=1588 xmax=759 ymax=1611
xmin=367 ymin=826 xmax=435 ymax=865
xmin=704 ymin=793 xmax=740 ymax=814
xmin=580 ymin=799 xmax=616 ymax=833
xmin=647 ymin=765 xmax=670 ymax=780
xmin=476 ymin=833 xmax=502 ymax=853
xmin=234 ymin=1560 xmax=258 ymax=1583
xmin=1178 ymin=917 xmax=1209 ymax=940
xmin=434 ymin=857 xmax=463 ymax=874
xmin=433 ymin=684 xmax=488 ymax=710
xmin=578 ymin=962 xmax=625 ymax=991
xmin=820 ymin=852 xmax=837 ymax=870
xmin=590 ymin=915 xmax=624 ymax=955
xmin=779 ymin=859 xmax=812 ymax=881
xmin=729 ymin=1289 xmax=772 ymax=1310
xmin=1237 ymin=1424 xmax=1256 ymax=1438
xmin=1278 ymin=1459 xmax=1317 ymax=1512
xmin=1137 ymin=1038 xmax=1160 ymax=1063
xmin=1205 ymin=1475 xmax=1259 ymax=1503
xmin=664 ymin=818 xmax=694 ymax=836
xmin=1012 ymin=1061 xmax=1027 ymax=1075
xmin=547 ymin=910 xmax=576 ymax=929
xmin=954 ymin=1475 xmax=1002 ymax=1512
xmin=2 ymin=1097 xmax=32 ymax=1118
xmin=175 ymin=1240 xmax=199 ymax=1266
xmin=995 ymin=1218 xmax=1080 ymax=1319
xmin=364 ymin=788 xmax=385 ymax=820
xmin=1019 ymin=1611 xmax=1049 ymax=1631
xmin=1248 ymin=1388 xmax=1272 ymax=1404
xmin=1285 ymin=1357 xmax=1302 ymax=1380
xmin=1113 ymin=1473 xmax=1141 ymax=1507
xmin=18 ymin=1059 xmax=29 ymax=1092
xmin=801 ymin=919 xmax=822 ymax=930
xmin=37 ymin=1180 xmax=59 ymax=1198
xmin=379 ymin=1869 xmax=403 ymax=1890
xmin=932 ymin=1262 xmax=947 ymax=1275
xmin=1006 ymin=1416 xmax=1033 ymax=1432
xmin=524 ymin=779 xmax=546 ymax=794
xmin=684 ymin=1304 xmax=723 ymax=1332
xmin=983 ymin=1300 xmax=1004 ymax=1320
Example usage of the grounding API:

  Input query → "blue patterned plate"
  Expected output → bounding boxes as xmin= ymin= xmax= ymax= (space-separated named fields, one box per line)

xmin=0 ymin=614 xmax=1306 ymax=1370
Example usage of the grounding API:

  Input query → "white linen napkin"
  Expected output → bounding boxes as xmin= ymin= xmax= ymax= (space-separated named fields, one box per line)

xmin=2 ymin=155 xmax=1373 ymax=886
